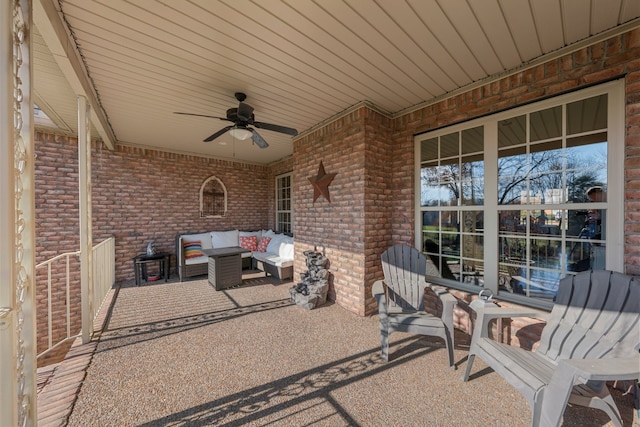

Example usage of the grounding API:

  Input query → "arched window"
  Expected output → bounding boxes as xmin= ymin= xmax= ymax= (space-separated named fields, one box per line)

xmin=200 ymin=176 xmax=227 ymax=217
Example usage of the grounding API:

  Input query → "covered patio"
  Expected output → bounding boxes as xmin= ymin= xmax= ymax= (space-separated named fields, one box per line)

xmin=37 ymin=274 xmax=636 ymax=426
xmin=3 ymin=1 xmax=640 ymax=426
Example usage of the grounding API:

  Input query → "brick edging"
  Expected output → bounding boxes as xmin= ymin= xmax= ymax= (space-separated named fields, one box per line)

xmin=36 ymin=284 xmax=119 ymax=427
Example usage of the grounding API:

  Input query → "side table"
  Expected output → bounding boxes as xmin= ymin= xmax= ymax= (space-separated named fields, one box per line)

xmin=132 ymin=252 xmax=172 ymax=286
xmin=464 ymin=298 xmax=546 ymax=381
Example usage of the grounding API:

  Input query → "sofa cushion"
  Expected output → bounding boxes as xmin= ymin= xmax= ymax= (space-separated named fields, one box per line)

xmin=240 ymin=235 xmax=258 ymax=251
xmin=252 ymin=251 xmax=294 ymax=268
xmin=183 ymin=240 xmax=205 ymax=259
xmin=261 ymin=229 xmax=276 ymax=239
xmin=211 ymin=230 xmax=239 ymax=248
xmin=257 ymin=236 xmax=271 ymax=252
xmin=265 ymin=234 xmax=283 ymax=254
xmin=265 ymin=234 xmax=294 ymax=257
xmin=184 ymin=254 xmax=209 ymax=265
xmin=280 ymin=235 xmax=294 ymax=245
xmin=279 ymin=241 xmax=294 ymax=260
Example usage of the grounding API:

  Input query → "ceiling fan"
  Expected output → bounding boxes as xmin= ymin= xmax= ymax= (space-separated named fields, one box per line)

xmin=174 ymin=92 xmax=298 ymax=148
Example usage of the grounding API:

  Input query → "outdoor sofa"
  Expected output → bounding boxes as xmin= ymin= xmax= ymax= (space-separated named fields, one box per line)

xmin=176 ymin=229 xmax=294 ymax=282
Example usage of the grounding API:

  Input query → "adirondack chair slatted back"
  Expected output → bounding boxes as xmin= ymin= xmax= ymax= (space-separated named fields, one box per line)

xmin=537 ymin=270 xmax=640 ymax=362
xmin=381 ymin=245 xmax=427 ymax=311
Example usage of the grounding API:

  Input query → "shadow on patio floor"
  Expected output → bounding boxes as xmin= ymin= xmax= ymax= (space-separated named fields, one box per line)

xmin=41 ymin=272 xmax=636 ymax=427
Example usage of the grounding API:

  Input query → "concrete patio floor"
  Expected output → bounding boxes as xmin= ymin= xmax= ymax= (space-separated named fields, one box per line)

xmin=37 ymin=272 xmax=636 ymax=426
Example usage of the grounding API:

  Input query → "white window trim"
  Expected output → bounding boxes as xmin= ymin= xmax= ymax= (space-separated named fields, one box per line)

xmin=275 ymin=172 xmax=293 ymax=233
xmin=415 ymin=79 xmax=625 ymax=308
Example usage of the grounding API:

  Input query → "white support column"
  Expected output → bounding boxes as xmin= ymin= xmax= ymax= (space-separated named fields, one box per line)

xmin=0 ymin=1 xmax=17 ymax=424
xmin=78 ymin=95 xmax=93 ymax=344
xmin=1 ymin=0 xmax=37 ymax=425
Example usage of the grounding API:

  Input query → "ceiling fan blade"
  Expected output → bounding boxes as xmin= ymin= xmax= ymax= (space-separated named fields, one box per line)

xmin=250 ymin=129 xmax=269 ymax=148
xmin=174 ymin=112 xmax=229 ymax=121
xmin=253 ymin=121 xmax=298 ymax=136
xmin=204 ymin=125 xmax=234 ymax=142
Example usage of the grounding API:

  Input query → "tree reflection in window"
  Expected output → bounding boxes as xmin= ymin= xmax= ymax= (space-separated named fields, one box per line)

xmin=418 ymin=90 xmax=613 ymax=303
xmin=200 ymin=176 xmax=227 ymax=217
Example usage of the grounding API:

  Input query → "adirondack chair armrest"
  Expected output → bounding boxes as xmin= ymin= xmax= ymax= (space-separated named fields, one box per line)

xmin=559 ymin=357 xmax=640 ymax=382
xmin=372 ymin=280 xmax=385 ymax=299
xmin=539 ymin=356 xmax=640 ymax=427
xmin=472 ymin=305 xmax=547 ymax=341
xmin=427 ymin=283 xmax=457 ymax=319
xmin=426 ymin=284 xmax=457 ymax=352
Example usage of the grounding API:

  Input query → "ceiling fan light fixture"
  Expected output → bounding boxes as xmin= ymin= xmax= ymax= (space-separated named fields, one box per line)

xmin=229 ymin=127 xmax=252 ymax=140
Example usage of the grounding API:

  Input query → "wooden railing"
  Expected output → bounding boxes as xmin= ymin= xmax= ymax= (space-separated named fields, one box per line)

xmin=35 ymin=237 xmax=115 ymax=360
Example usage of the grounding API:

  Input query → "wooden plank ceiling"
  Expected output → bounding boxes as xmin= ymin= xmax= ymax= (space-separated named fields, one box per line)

xmin=32 ymin=0 xmax=640 ymax=164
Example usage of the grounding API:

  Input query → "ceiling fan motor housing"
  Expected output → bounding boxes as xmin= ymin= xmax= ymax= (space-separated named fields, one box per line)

xmin=237 ymin=102 xmax=254 ymax=122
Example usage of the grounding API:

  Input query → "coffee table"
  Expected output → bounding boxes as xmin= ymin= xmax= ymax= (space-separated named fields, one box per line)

xmin=207 ymin=246 xmax=250 ymax=290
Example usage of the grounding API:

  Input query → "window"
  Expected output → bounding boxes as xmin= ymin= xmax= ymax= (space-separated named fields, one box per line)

xmin=200 ymin=176 xmax=227 ymax=217
xmin=419 ymin=126 xmax=485 ymax=284
xmin=34 ymin=105 xmax=58 ymax=128
xmin=276 ymin=172 xmax=292 ymax=233
xmin=415 ymin=80 xmax=624 ymax=308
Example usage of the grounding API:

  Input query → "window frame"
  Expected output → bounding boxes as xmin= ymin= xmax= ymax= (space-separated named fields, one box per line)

xmin=414 ymin=79 xmax=625 ymax=309
xmin=275 ymin=172 xmax=293 ymax=234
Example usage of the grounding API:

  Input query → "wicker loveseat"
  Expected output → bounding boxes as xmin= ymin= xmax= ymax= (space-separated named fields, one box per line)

xmin=176 ymin=229 xmax=294 ymax=282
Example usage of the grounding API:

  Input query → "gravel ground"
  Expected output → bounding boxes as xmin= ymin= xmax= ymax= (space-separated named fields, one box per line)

xmin=67 ymin=275 xmax=634 ymax=427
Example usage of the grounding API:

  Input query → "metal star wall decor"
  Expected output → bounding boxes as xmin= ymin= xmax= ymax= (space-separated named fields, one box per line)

xmin=309 ymin=161 xmax=337 ymax=203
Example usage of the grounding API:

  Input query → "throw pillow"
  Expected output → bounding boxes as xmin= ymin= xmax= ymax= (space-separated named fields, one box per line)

xmin=183 ymin=240 xmax=204 ymax=259
xmin=182 ymin=232 xmax=213 ymax=249
xmin=240 ymin=235 xmax=258 ymax=251
xmin=240 ymin=230 xmax=262 ymax=241
xmin=256 ymin=237 xmax=271 ymax=252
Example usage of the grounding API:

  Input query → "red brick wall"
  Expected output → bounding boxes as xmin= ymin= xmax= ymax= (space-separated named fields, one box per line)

xmin=267 ymin=156 xmax=294 ymax=231
xmin=91 ymin=144 xmax=272 ymax=280
xmin=36 ymin=136 xmax=275 ymax=278
xmin=294 ymin=111 xmax=367 ymax=312
xmin=390 ymin=28 xmax=640 ymax=279
xmin=362 ymin=110 xmax=394 ymax=314
xmin=624 ymin=30 xmax=640 ymax=275
xmin=292 ymin=108 xmax=393 ymax=315
xmin=34 ymin=133 xmax=276 ymax=362
xmin=296 ymin=29 xmax=640 ymax=320
xmin=388 ymin=29 xmax=640 ymax=339
xmin=35 ymin=134 xmax=83 ymax=365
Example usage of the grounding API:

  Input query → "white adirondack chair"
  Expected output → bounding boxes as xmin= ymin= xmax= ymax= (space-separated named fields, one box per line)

xmin=372 ymin=244 xmax=457 ymax=368
xmin=463 ymin=270 xmax=640 ymax=427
